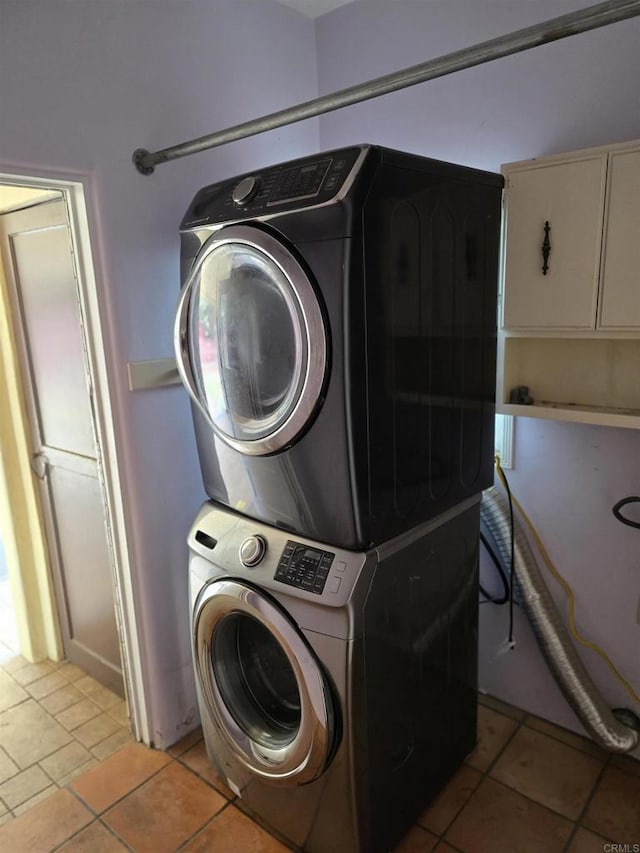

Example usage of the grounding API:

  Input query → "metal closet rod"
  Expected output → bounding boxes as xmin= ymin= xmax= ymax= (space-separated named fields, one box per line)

xmin=133 ymin=0 xmax=640 ymax=175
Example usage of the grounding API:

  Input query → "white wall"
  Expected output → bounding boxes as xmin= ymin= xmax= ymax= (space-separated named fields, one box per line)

xmin=0 ymin=0 xmax=320 ymax=747
xmin=316 ymin=0 xmax=640 ymax=743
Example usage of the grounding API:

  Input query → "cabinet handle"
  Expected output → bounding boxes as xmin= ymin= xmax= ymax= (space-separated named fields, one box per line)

xmin=541 ymin=220 xmax=551 ymax=275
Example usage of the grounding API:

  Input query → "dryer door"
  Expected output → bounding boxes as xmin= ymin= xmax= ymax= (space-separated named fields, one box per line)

xmin=193 ymin=578 xmax=337 ymax=785
xmin=175 ymin=225 xmax=328 ymax=456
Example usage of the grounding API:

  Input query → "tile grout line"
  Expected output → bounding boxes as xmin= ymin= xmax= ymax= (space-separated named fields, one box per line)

xmin=54 ymin=773 xmax=142 ymax=851
xmin=48 ymin=804 xmax=137 ymax=853
xmin=481 ymin=693 xmax=623 ymax=764
xmin=441 ymin=840 xmax=466 ymax=853
xmin=434 ymin=712 xmax=525 ymax=847
xmin=62 ymin=743 xmax=230 ymax=822
xmin=65 ymin=750 xmax=175 ymax=821
xmin=172 ymin=751 xmax=238 ymax=804
xmin=441 ymin=709 xmax=612 ymax=848
xmin=479 ymin=720 xmax=618 ymax=849
xmin=476 ymin=710 xmax=523 ymax=778
xmin=0 ymin=691 xmax=130 ymax=817
xmin=95 ymin=816 xmax=137 ymax=853
xmin=563 ymin=752 xmax=613 ymax=851
xmin=1 ymin=756 xmax=59 ymax=817
xmin=234 ymin=801 xmax=299 ymax=853
xmin=167 ymin=750 xmax=293 ymax=849
xmin=487 ymin=773 xmax=581 ymax=831
xmin=521 ymin=715 xmax=609 ymax=762
xmin=471 ymin=710 xmax=620 ymax=840
xmin=5 ymin=671 xmax=638 ymax=849
xmin=174 ymin=797 xmax=235 ymax=852
xmin=419 ymin=767 xmax=481 ymax=842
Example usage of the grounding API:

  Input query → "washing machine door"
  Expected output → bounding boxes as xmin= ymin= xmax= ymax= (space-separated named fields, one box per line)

xmin=194 ymin=578 xmax=337 ymax=785
xmin=175 ymin=225 xmax=327 ymax=456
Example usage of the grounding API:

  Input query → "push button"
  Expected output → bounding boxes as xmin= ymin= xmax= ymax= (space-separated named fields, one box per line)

xmin=328 ymin=576 xmax=342 ymax=594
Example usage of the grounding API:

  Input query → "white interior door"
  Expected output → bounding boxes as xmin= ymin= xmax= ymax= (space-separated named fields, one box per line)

xmin=0 ymin=199 xmax=124 ymax=695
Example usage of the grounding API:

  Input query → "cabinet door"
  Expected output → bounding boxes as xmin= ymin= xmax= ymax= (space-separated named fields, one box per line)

xmin=502 ymin=156 xmax=606 ymax=329
xmin=598 ymin=148 xmax=640 ymax=330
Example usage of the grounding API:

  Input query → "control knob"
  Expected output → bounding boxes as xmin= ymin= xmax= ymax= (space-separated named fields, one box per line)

xmin=232 ymin=175 xmax=261 ymax=206
xmin=239 ymin=535 xmax=267 ymax=567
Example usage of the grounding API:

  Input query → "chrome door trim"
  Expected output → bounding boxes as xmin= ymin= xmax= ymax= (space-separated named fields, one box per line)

xmin=174 ymin=225 xmax=328 ymax=456
xmin=174 ymin=280 xmax=203 ymax=410
xmin=194 ymin=578 xmax=334 ymax=784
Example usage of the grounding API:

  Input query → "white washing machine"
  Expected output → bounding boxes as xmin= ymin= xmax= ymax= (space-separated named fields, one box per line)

xmin=188 ymin=498 xmax=481 ymax=853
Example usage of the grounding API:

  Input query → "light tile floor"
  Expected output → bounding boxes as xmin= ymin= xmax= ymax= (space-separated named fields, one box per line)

xmin=0 ymin=651 xmax=131 ymax=825
xmin=1 ymin=653 xmax=639 ymax=852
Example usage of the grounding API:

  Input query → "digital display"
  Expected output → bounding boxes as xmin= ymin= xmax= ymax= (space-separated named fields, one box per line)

xmin=304 ymin=548 xmax=322 ymax=561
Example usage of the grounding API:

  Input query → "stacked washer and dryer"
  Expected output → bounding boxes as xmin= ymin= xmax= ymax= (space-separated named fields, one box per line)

xmin=175 ymin=146 xmax=503 ymax=852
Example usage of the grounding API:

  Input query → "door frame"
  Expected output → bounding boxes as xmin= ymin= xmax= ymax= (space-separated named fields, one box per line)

xmin=0 ymin=164 xmax=149 ymax=743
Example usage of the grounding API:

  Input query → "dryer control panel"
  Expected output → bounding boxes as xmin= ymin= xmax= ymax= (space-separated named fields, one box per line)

xmin=182 ymin=146 xmax=364 ymax=227
xmin=274 ymin=541 xmax=335 ymax=595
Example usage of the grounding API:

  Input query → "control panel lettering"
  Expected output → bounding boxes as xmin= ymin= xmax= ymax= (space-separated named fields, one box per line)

xmin=274 ymin=540 xmax=335 ymax=595
xmin=267 ymin=159 xmax=331 ymax=205
xmin=183 ymin=147 xmax=363 ymax=226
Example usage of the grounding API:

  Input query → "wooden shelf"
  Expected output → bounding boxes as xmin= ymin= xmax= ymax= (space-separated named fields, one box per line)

xmin=499 ymin=400 xmax=640 ymax=430
xmin=498 ymin=336 xmax=640 ymax=429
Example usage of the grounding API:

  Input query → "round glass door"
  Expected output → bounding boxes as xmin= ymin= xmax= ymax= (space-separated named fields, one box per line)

xmin=175 ymin=226 xmax=327 ymax=456
xmin=194 ymin=579 xmax=336 ymax=784
xmin=212 ymin=613 xmax=301 ymax=751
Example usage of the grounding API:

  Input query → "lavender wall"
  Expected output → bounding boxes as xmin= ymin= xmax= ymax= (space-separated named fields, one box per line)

xmin=316 ymin=0 xmax=640 ymax=743
xmin=316 ymin=0 xmax=640 ymax=167
xmin=0 ymin=0 xmax=319 ymax=747
xmin=2 ymin=0 xmax=638 ymax=749
xmin=480 ymin=420 xmax=640 ymax=747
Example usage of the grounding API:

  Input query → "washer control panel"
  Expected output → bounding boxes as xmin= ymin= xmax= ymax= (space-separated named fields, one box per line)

xmin=189 ymin=502 xmax=370 ymax=610
xmin=274 ymin=541 xmax=334 ymax=595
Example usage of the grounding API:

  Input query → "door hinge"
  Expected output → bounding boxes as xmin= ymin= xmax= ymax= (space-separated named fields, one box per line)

xmin=30 ymin=451 xmax=48 ymax=480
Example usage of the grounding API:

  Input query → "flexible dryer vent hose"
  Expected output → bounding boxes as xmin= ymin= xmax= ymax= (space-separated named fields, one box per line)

xmin=480 ymin=486 xmax=639 ymax=754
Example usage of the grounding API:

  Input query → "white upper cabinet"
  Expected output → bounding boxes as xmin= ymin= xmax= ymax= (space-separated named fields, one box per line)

xmin=598 ymin=148 xmax=640 ymax=330
xmin=502 ymin=155 xmax=607 ymax=330
xmin=498 ymin=140 xmax=640 ymax=429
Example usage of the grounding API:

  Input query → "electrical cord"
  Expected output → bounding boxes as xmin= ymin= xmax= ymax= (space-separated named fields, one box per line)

xmin=479 ymin=531 xmax=510 ymax=605
xmin=494 ymin=456 xmax=640 ymax=706
xmin=612 ymin=496 xmax=640 ymax=530
xmin=493 ymin=457 xmax=516 ymax=645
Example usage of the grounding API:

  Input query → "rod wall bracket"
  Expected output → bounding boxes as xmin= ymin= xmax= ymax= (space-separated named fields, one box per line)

xmin=133 ymin=149 xmax=155 ymax=176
